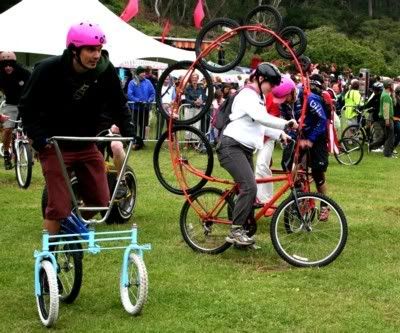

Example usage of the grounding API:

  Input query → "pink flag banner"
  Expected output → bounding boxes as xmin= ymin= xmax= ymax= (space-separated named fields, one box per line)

xmin=120 ymin=0 xmax=139 ymax=22
xmin=161 ymin=20 xmax=171 ymax=43
xmin=193 ymin=0 xmax=205 ymax=29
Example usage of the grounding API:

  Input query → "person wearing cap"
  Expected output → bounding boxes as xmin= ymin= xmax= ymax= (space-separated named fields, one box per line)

xmin=0 ymin=51 xmax=31 ymax=170
xmin=275 ymin=74 xmax=331 ymax=221
xmin=216 ymin=63 xmax=296 ymax=246
xmin=127 ymin=66 xmax=155 ymax=142
xmin=343 ymin=79 xmax=363 ymax=129
xmin=19 ymin=22 xmax=134 ymax=235
xmin=255 ymin=75 xmax=296 ymax=211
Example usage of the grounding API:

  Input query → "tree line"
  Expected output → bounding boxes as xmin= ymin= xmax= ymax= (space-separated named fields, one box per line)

xmin=2 ymin=0 xmax=400 ymax=75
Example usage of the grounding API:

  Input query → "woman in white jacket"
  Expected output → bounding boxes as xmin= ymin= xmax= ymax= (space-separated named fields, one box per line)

xmin=216 ymin=63 xmax=297 ymax=246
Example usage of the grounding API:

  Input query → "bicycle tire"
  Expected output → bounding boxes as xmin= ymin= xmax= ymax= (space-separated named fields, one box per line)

xmin=41 ymin=184 xmax=84 ymax=304
xmin=270 ymin=192 xmax=348 ymax=267
xmin=244 ymin=5 xmax=283 ymax=47
xmin=0 ymin=143 xmax=6 ymax=157
xmin=153 ymin=125 xmax=213 ymax=195
xmin=120 ymin=253 xmax=148 ymax=315
xmin=36 ymin=260 xmax=59 ymax=327
xmin=180 ymin=187 xmax=233 ymax=254
xmin=270 ymin=192 xmax=347 ymax=267
xmin=195 ymin=18 xmax=246 ymax=73
xmin=275 ymin=26 xmax=307 ymax=60
xmin=341 ymin=125 xmax=366 ymax=145
xmin=334 ymin=138 xmax=364 ymax=165
xmin=53 ymin=238 xmax=83 ymax=304
xmin=14 ymin=141 xmax=33 ymax=189
xmin=107 ymin=166 xmax=137 ymax=224
xmin=155 ymin=61 xmax=213 ymax=125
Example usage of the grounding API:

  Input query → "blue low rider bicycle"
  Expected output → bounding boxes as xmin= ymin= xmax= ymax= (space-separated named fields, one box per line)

xmin=33 ymin=136 xmax=151 ymax=327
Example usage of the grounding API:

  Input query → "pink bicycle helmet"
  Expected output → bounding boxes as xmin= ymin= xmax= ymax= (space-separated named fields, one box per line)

xmin=271 ymin=75 xmax=296 ymax=104
xmin=0 ymin=51 xmax=17 ymax=61
xmin=66 ymin=22 xmax=107 ymax=48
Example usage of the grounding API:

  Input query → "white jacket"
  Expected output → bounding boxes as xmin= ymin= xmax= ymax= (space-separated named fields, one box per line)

xmin=223 ymin=87 xmax=287 ymax=149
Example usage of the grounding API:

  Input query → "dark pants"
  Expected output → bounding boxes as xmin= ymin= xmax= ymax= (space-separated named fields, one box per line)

xmin=393 ymin=120 xmax=400 ymax=148
xmin=383 ymin=119 xmax=394 ymax=157
xmin=132 ymin=103 xmax=150 ymax=139
xmin=216 ymin=136 xmax=256 ymax=226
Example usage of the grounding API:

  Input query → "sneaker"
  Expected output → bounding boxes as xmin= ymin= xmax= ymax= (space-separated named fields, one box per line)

xmin=226 ymin=227 xmax=255 ymax=246
xmin=384 ymin=154 xmax=398 ymax=159
xmin=371 ymin=148 xmax=383 ymax=153
xmin=319 ymin=206 xmax=330 ymax=222
xmin=393 ymin=149 xmax=398 ymax=155
xmin=115 ymin=180 xmax=129 ymax=200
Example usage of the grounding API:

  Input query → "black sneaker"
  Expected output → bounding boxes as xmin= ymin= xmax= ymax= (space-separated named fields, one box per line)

xmin=226 ymin=227 xmax=255 ymax=246
xmin=115 ymin=180 xmax=129 ymax=200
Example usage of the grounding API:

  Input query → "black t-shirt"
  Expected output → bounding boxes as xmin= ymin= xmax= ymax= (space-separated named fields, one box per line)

xmin=0 ymin=65 xmax=31 ymax=105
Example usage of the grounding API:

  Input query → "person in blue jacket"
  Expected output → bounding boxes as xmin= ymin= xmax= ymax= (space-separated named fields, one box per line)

xmin=127 ymin=66 xmax=155 ymax=140
xmin=278 ymin=74 xmax=330 ymax=221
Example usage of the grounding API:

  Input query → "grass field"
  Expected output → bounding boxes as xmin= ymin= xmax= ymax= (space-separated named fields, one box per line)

xmin=0 ymin=143 xmax=400 ymax=332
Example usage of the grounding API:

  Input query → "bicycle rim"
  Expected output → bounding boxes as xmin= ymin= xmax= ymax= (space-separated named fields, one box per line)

xmin=180 ymin=188 xmax=232 ymax=254
xmin=271 ymin=192 xmax=347 ymax=267
xmin=153 ymin=125 xmax=213 ymax=195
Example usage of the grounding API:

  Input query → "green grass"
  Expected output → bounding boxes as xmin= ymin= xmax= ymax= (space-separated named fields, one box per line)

xmin=1 ymin=145 xmax=400 ymax=332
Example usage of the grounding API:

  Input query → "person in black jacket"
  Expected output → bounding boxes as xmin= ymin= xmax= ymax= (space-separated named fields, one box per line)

xmin=0 ymin=51 xmax=31 ymax=169
xmin=19 ymin=22 xmax=134 ymax=235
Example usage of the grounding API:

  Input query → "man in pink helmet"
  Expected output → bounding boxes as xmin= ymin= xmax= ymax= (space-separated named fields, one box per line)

xmin=0 ymin=51 xmax=31 ymax=169
xmin=19 ymin=22 xmax=135 ymax=234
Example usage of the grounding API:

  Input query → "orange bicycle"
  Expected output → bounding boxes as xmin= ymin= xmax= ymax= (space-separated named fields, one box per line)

xmin=154 ymin=23 xmax=347 ymax=267
xmin=178 ymin=140 xmax=347 ymax=267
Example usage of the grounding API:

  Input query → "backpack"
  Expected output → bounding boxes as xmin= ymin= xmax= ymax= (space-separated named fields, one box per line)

xmin=211 ymin=93 xmax=238 ymax=131
xmin=211 ymin=86 xmax=257 ymax=131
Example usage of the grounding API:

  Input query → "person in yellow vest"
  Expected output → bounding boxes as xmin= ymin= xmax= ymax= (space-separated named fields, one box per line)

xmin=343 ymin=79 xmax=363 ymax=128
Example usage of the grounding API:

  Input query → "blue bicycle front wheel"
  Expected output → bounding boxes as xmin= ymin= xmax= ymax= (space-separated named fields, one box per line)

xmin=120 ymin=253 xmax=148 ymax=315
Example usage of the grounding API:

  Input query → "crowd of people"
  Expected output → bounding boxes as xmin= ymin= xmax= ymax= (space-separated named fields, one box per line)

xmin=0 ymin=21 xmax=399 ymax=246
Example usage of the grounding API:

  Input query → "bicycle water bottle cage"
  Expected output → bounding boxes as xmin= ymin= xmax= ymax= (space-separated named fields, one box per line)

xmin=61 ymin=212 xmax=90 ymax=240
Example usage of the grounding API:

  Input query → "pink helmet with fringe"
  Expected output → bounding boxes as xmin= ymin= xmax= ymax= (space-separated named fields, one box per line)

xmin=66 ymin=22 xmax=106 ymax=48
xmin=271 ymin=75 xmax=296 ymax=104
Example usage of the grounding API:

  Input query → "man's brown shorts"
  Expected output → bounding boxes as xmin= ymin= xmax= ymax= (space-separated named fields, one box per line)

xmin=39 ymin=144 xmax=110 ymax=220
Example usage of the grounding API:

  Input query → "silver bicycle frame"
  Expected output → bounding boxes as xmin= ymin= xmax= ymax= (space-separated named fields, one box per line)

xmin=49 ymin=136 xmax=134 ymax=225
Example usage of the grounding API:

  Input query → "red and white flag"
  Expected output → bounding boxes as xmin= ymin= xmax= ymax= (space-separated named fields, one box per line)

xmin=120 ymin=0 xmax=139 ymax=22
xmin=193 ymin=0 xmax=205 ymax=29
xmin=328 ymin=119 xmax=340 ymax=155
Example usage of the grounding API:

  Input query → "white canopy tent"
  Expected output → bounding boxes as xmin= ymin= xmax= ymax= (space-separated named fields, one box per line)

xmin=0 ymin=0 xmax=195 ymax=66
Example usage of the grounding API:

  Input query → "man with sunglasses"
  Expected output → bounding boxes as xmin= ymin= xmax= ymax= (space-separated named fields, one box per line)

xmin=0 ymin=51 xmax=31 ymax=169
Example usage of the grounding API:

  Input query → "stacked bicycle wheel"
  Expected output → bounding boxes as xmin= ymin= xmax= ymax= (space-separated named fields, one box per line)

xmin=154 ymin=5 xmax=309 ymax=196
